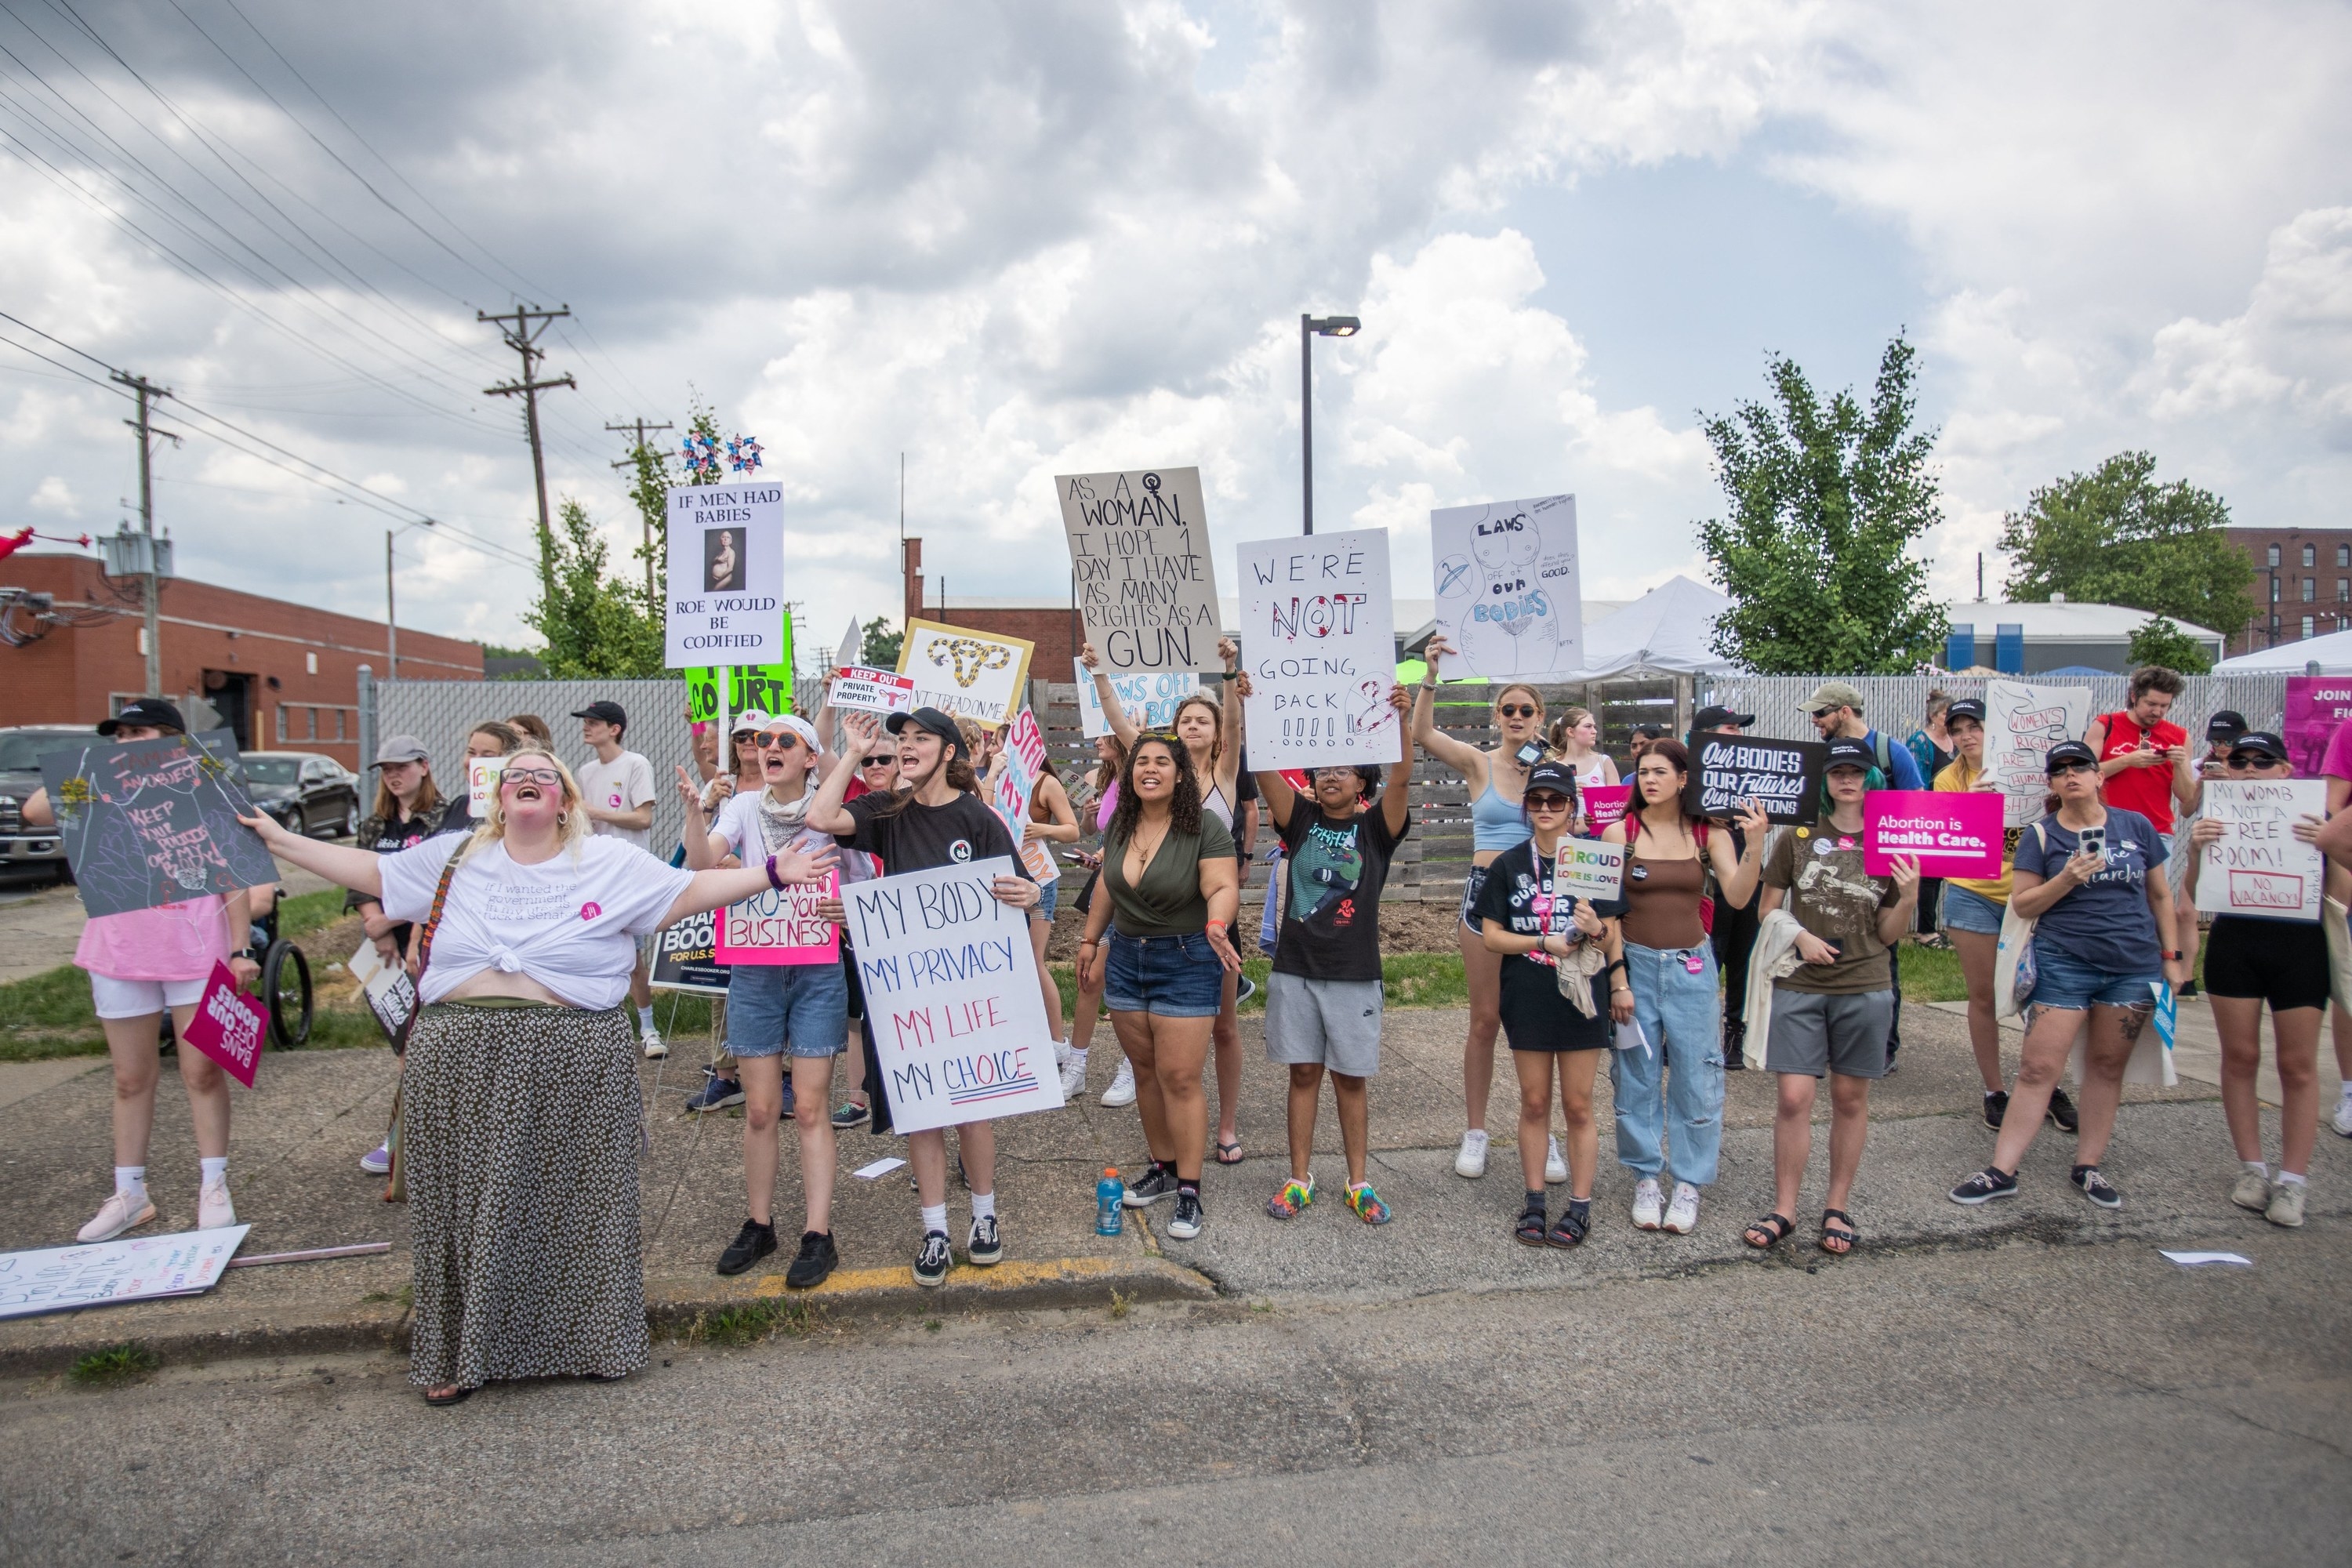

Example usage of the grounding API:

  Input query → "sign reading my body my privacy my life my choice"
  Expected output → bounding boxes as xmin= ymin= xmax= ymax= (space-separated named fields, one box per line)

xmin=1237 ymin=527 xmax=1402 ymax=771
xmin=846 ymin=857 xmax=1062 ymax=1134
xmin=1682 ymin=733 xmax=1826 ymax=826
xmin=665 ymin=481 xmax=786 ymax=669
xmin=1863 ymin=789 xmax=2004 ymax=878
xmin=1058 ymin=466 xmax=1224 ymax=673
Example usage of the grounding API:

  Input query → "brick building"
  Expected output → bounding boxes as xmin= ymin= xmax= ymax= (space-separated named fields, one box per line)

xmin=0 ymin=552 xmax=482 ymax=767
xmin=2225 ymin=525 xmax=2352 ymax=655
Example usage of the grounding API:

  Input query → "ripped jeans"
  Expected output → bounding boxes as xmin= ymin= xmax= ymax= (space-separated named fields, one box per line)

xmin=1610 ymin=941 xmax=1726 ymax=1187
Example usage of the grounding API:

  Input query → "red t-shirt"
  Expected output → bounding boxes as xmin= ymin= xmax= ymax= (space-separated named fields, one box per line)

xmin=2093 ymin=710 xmax=2187 ymax=831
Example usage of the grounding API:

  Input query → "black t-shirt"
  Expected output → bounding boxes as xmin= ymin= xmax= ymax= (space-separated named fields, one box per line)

xmin=839 ymin=789 xmax=1032 ymax=879
xmin=351 ymin=803 xmax=446 ymax=951
xmin=1272 ymin=802 xmax=1406 ymax=982
xmin=1469 ymin=837 xmax=1617 ymax=1049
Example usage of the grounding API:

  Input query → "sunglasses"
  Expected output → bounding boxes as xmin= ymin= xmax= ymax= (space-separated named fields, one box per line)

xmin=2049 ymin=760 xmax=2098 ymax=777
xmin=501 ymin=767 xmax=562 ymax=788
xmin=1525 ymin=792 xmax=1572 ymax=811
xmin=860 ymin=756 xmax=897 ymax=770
xmin=749 ymin=733 xmax=800 ymax=750
xmin=2225 ymin=753 xmax=2281 ymax=770
xmin=1497 ymin=704 xmax=1539 ymax=719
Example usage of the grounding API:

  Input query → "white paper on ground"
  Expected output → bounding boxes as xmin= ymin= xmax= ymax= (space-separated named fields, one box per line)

xmin=852 ymin=1157 xmax=907 ymax=1180
xmin=2158 ymin=1250 xmax=2252 ymax=1267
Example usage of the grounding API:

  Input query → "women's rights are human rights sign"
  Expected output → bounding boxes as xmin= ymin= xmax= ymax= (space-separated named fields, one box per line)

xmin=1862 ymin=790 xmax=2003 ymax=879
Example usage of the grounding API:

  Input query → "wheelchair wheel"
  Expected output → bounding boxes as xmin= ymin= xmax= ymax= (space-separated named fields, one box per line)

xmin=263 ymin=939 xmax=313 ymax=1048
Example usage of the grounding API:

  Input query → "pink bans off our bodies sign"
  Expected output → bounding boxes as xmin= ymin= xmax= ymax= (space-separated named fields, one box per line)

xmin=716 ymin=872 xmax=840 ymax=965
xmin=182 ymin=961 xmax=266 ymax=1087
xmin=1862 ymin=790 xmax=2003 ymax=880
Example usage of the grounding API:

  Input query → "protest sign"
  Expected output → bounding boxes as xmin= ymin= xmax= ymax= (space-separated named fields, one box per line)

xmin=1075 ymin=663 xmax=1199 ymax=739
xmin=845 ymin=857 xmax=1062 ymax=1133
xmin=988 ymin=711 xmax=1058 ymax=884
xmin=717 ymin=872 xmax=841 ymax=965
xmin=1582 ymin=784 xmax=1631 ymax=829
xmin=1549 ymin=839 xmax=1625 ymax=901
xmin=2195 ymin=779 xmax=2326 ymax=921
xmin=898 ymin=618 xmax=1035 ymax=726
xmin=664 ymin=481 xmax=786 ymax=668
xmin=2284 ymin=676 xmax=2352 ymax=777
xmin=834 ymin=615 xmax=863 ymax=672
xmin=829 ymin=665 xmax=915 ymax=716
xmin=1237 ymin=527 xmax=1402 ymax=771
xmin=650 ymin=907 xmax=729 ymax=993
xmin=466 ymin=755 xmax=503 ymax=817
xmin=181 ymin=962 xmax=266 ymax=1087
xmin=0 ymin=1224 xmax=251 ymax=1320
xmin=1987 ymin=680 xmax=2090 ymax=828
xmin=40 ymin=730 xmax=278 ymax=918
xmin=686 ymin=611 xmax=796 ymax=723
xmin=1863 ymin=789 xmax=2003 ymax=878
xmin=1682 ymin=734 xmax=1824 ymax=826
xmin=347 ymin=938 xmax=418 ymax=1049
xmin=1058 ymin=466 xmax=1223 ymax=673
xmin=1429 ymin=493 xmax=1584 ymax=681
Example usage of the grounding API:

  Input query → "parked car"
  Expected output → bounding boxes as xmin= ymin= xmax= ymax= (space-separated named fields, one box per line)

xmin=0 ymin=725 xmax=88 ymax=880
xmin=239 ymin=751 xmax=363 ymax=839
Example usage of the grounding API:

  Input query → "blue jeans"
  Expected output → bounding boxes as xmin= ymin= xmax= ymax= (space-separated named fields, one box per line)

xmin=725 ymin=961 xmax=850 ymax=1058
xmin=2028 ymin=938 xmax=2161 ymax=1011
xmin=1104 ymin=930 xmax=1225 ymax=1018
xmin=1610 ymin=940 xmax=1725 ymax=1187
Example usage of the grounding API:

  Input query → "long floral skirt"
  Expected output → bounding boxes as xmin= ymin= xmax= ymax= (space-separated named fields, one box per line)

xmin=403 ymin=1001 xmax=646 ymax=1388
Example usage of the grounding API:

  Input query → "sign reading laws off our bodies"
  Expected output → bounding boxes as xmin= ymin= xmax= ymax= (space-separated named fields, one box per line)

xmin=1682 ymin=734 xmax=1825 ymax=826
xmin=1237 ymin=527 xmax=1402 ymax=771
xmin=1428 ymin=493 xmax=1584 ymax=681
xmin=1058 ymin=467 xmax=1223 ymax=673
xmin=664 ymin=481 xmax=786 ymax=669
xmin=846 ymin=858 xmax=1063 ymax=1134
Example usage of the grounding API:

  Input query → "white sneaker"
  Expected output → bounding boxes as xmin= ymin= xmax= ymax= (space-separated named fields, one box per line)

xmin=641 ymin=1026 xmax=667 ymax=1061
xmin=1661 ymin=1181 xmax=1700 ymax=1234
xmin=359 ymin=1141 xmax=392 ymax=1175
xmin=78 ymin=1191 xmax=157 ymax=1243
xmin=1454 ymin=1129 xmax=1490 ymax=1179
xmin=1631 ymin=1177 xmax=1664 ymax=1230
xmin=1544 ymin=1135 xmax=1568 ymax=1185
xmin=1101 ymin=1060 xmax=1138 ymax=1108
xmin=2231 ymin=1167 xmax=2272 ymax=1212
xmin=1058 ymin=1054 xmax=1087 ymax=1099
xmin=2333 ymin=1094 xmax=2352 ymax=1138
xmin=198 ymin=1178 xmax=236 ymax=1230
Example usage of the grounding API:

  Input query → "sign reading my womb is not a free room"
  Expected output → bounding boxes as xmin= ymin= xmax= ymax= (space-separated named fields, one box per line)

xmin=1862 ymin=789 xmax=2003 ymax=879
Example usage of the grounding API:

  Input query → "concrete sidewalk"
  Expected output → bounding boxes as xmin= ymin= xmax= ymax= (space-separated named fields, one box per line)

xmin=1926 ymin=994 xmax=2349 ymax=1109
xmin=2 ymin=998 xmax=2336 ymax=1374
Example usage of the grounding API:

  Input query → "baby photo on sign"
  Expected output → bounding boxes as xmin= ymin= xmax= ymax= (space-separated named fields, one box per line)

xmin=703 ymin=527 xmax=746 ymax=592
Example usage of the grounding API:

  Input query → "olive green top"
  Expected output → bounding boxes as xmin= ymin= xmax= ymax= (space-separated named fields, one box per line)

xmin=1101 ymin=815 xmax=1236 ymax=938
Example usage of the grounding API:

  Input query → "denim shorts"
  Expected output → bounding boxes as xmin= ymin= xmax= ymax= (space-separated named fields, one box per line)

xmin=1940 ymin=883 xmax=2006 ymax=936
xmin=2027 ymin=939 xmax=2160 ymax=1012
xmin=1104 ymin=930 xmax=1226 ymax=1018
xmin=726 ymin=961 xmax=850 ymax=1058
xmin=1031 ymin=877 xmax=1060 ymax=924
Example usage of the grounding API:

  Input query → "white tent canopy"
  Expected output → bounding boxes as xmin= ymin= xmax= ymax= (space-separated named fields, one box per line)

xmin=2213 ymin=628 xmax=2352 ymax=673
xmin=1561 ymin=574 xmax=1737 ymax=681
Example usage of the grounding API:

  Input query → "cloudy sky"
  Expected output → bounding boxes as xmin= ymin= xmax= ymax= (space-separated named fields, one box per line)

xmin=5 ymin=0 xmax=2348 ymax=654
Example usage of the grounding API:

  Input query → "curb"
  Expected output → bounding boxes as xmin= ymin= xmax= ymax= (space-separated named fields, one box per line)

xmin=0 ymin=1305 xmax=412 ymax=1381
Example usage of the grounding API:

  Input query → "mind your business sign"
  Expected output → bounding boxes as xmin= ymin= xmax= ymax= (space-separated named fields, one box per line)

xmin=665 ymin=481 xmax=786 ymax=669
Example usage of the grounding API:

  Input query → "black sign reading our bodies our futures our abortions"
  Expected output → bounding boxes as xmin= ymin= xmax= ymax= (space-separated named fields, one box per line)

xmin=1681 ymin=734 xmax=1828 ymax=827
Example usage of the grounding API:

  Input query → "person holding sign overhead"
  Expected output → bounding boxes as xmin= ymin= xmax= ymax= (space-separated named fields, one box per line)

xmin=239 ymin=749 xmax=835 ymax=1405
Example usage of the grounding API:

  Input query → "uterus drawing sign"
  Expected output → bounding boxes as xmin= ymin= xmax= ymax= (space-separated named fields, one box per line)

xmin=1430 ymin=493 xmax=1584 ymax=681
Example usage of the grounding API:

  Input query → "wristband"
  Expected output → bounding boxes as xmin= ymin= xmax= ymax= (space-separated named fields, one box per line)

xmin=1218 ymin=670 xmax=1240 ymax=682
xmin=764 ymin=853 xmax=785 ymax=892
xmin=1206 ymin=919 xmax=1229 ymax=934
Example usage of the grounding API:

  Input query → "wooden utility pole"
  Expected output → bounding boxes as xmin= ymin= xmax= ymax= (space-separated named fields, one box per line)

xmin=478 ymin=305 xmax=575 ymax=575
xmin=113 ymin=371 xmax=180 ymax=698
xmin=606 ymin=417 xmax=674 ymax=601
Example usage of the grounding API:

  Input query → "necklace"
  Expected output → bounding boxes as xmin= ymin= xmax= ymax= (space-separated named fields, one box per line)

xmin=1125 ymin=815 xmax=1173 ymax=880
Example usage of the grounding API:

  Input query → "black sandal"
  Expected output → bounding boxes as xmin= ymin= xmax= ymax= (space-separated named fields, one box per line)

xmin=1743 ymin=1213 xmax=1795 ymax=1250
xmin=1513 ymin=1206 xmax=1549 ymax=1247
xmin=423 ymin=1385 xmax=473 ymax=1407
xmin=1820 ymin=1208 xmax=1858 ymax=1255
xmin=1546 ymin=1205 xmax=1589 ymax=1248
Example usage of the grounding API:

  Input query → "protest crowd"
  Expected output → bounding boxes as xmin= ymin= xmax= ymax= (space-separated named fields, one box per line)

xmin=24 ymin=488 xmax=2352 ymax=1408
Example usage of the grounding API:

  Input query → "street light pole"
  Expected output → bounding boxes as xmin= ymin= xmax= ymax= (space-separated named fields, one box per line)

xmin=1299 ymin=314 xmax=1361 ymax=535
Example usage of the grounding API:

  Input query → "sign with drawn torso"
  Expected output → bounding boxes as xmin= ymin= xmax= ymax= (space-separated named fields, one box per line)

xmin=845 ymin=857 xmax=1063 ymax=1134
xmin=1987 ymin=680 xmax=2091 ymax=828
xmin=1237 ymin=527 xmax=1402 ymax=771
xmin=898 ymin=619 xmax=1036 ymax=726
xmin=1058 ymin=466 xmax=1223 ymax=673
xmin=40 ymin=730 xmax=279 ymax=918
xmin=2195 ymin=779 xmax=2326 ymax=921
xmin=1075 ymin=662 xmax=1200 ymax=739
xmin=1430 ymin=493 xmax=1584 ymax=680
xmin=664 ymin=481 xmax=786 ymax=669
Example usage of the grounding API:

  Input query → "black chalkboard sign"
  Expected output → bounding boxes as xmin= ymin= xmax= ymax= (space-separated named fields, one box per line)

xmin=39 ymin=729 xmax=281 ymax=917
xmin=1681 ymin=734 xmax=1827 ymax=826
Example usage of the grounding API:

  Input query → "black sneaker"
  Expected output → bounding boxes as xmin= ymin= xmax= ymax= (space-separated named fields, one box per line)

xmin=2071 ymin=1165 xmax=2122 ymax=1210
xmin=1722 ymin=1022 xmax=1747 ymax=1070
xmin=784 ymin=1230 xmax=838 ymax=1290
xmin=2046 ymin=1087 xmax=2080 ymax=1134
xmin=967 ymin=1214 xmax=1002 ymax=1266
xmin=716 ymin=1218 xmax=777 ymax=1276
xmin=1236 ymin=973 xmax=1258 ymax=1006
xmin=1166 ymin=1191 xmax=1204 ymax=1240
xmin=1949 ymin=1167 xmax=2020 ymax=1206
xmin=829 ymin=1097 xmax=869 ymax=1131
xmin=1122 ymin=1165 xmax=1179 ymax=1207
xmin=684 ymin=1069 xmax=745 ymax=1113
xmin=913 ymin=1229 xmax=952 ymax=1287
xmin=1983 ymin=1090 xmax=2010 ymax=1130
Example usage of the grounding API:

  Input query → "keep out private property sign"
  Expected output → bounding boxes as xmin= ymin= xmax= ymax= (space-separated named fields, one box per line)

xmin=1862 ymin=789 xmax=2003 ymax=878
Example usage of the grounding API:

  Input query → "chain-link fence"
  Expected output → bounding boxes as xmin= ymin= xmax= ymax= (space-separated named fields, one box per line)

xmin=1700 ymin=673 xmax=2292 ymax=749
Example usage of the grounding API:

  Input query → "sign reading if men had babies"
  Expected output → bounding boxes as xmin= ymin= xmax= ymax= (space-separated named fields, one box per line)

xmin=1058 ymin=467 xmax=1223 ymax=673
xmin=846 ymin=858 xmax=1062 ymax=1134
xmin=1429 ymin=493 xmax=1584 ymax=681
xmin=2196 ymin=779 xmax=2327 ymax=922
xmin=1682 ymin=733 xmax=1826 ymax=826
xmin=664 ymin=481 xmax=786 ymax=669
xmin=1237 ymin=527 xmax=1402 ymax=771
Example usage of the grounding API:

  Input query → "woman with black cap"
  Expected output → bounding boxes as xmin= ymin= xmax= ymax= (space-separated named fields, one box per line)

xmin=1951 ymin=739 xmax=2188 ymax=1211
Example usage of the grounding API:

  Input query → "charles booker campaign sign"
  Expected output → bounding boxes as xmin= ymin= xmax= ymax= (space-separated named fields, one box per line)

xmin=1862 ymin=790 xmax=2002 ymax=879
xmin=845 ymin=858 xmax=1062 ymax=1134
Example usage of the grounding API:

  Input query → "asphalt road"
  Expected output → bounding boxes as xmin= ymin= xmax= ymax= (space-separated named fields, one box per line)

xmin=6 ymin=1226 xmax=2346 ymax=1565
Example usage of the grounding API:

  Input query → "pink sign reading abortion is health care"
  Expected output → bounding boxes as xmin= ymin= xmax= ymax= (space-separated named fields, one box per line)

xmin=1863 ymin=790 xmax=2003 ymax=880
xmin=182 ymin=960 xmax=267 ymax=1087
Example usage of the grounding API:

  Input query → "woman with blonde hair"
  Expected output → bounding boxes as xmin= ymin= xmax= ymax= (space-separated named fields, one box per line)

xmin=1548 ymin=706 xmax=1619 ymax=789
xmin=241 ymin=749 xmax=835 ymax=1405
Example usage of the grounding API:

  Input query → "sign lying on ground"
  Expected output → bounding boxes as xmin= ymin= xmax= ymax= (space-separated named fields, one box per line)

xmin=1862 ymin=789 xmax=2003 ymax=878
xmin=665 ymin=481 xmax=786 ymax=668
xmin=0 ymin=1225 xmax=251 ymax=1319
xmin=1682 ymin=734 xmax=1825 ymax=826
xmin=898 ymin=619 xmax=1036 ymax=727
xmin=1236 ymin=528 xmax=1402 ymax=771
xmin=844 ymin=857 xmax=1062 ymax=1134
xmin=1058 ymin=466 xmax=1223 ymax=673
xmin=2195 ymin=779 xmax=2326 ymax=922
xmin=1428 ymin=493 xmax=1584 ymax=681
xmin=1074 ymin=662 xmax=1200 ymax=739
xmin=39 ymin=730 xmax=278 ymax=918
xmin=1987 ymin=680 xmax=2090 ymax=828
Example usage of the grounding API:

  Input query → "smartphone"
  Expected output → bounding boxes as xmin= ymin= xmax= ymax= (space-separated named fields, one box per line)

xmin=2078 ymin=826 xmax=2107 ymax=862
xmin=1515 ymin=739 xmax=1546 ymax=768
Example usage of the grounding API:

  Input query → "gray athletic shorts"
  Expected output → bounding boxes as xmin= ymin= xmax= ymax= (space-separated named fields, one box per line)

xmin=1765 ymin=989 xmax=1893 ymax=1080
xmin=1265 ymin=973 xmax=1383 ymax=1077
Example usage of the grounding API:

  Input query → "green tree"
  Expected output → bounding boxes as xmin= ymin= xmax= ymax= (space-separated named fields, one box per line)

xmin=860 ymin=616 xmax=903 ymax=668
xmin=521 ymin=498 xmax=664 ymax=677
xmin=1995 ymin=452 xmax=2252 ymax=638
xmin=2126 ymin=615 xmax=2215 ymax=675
xmin=1697 ymin=336 xmax=1950 ymax=673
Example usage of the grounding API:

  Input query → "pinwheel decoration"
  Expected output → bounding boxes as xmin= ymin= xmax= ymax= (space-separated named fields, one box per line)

xmin=726 ymin=435 xmax=764 ymax=474
xmin=681 ymin=431 xmax=724 ymax=486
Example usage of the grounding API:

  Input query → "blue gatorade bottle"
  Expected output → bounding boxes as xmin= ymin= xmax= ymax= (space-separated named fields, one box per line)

xmin=1096 ymin=1167 xmax=1124 ymax=1236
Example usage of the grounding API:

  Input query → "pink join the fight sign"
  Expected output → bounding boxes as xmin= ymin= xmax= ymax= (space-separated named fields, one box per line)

xmin=182 ymin=960 xmax=266 ymax=1087
xmin=1863 ymin=790 xmax=2003 ymax=879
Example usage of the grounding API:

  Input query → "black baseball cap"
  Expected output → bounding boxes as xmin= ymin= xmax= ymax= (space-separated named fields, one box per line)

xmin=2045 ymin=739 xmax=2099 ymax=773
xmin=2206 ymin=710 xmax=2249 ymax=744
xmin=1824 ymin=738 xmax=1875 ymax=773
xmin=1632 ymin=722 xmax=1666 ymax=739
xmin=2227 ymin=730 xmax=2288 ymax=763
xmin=887 ymin=706 xmax=967 ymax=757
xmin=570 ymin=701 xmax=627 ymax=728
xmin=1523 ymin=760 xmax=1581 ymax=802
xmin=1691 ymin=705 xmax=1755 ymax=732
xmin=1946 ymin=697 xmax=1987 ymax=724
xmin=98 ymin=698 xmax=186 ymax=735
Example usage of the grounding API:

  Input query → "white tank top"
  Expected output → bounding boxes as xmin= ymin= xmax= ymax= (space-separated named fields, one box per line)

xmin=1203 ymin=783 xmax=1234 ymax=831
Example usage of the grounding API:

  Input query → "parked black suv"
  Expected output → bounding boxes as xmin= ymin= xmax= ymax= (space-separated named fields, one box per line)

xmin=0 ymin=725 xmax=86 ymax=881
xmin=241 ymin=751 xmax=362 ymax=839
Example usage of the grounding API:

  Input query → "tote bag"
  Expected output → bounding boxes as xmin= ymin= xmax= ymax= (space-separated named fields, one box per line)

xmin=1991 ymin=822 xmax=2048 ymax=1022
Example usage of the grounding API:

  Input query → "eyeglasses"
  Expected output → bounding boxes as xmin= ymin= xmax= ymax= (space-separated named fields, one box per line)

xmin=1525 ymin=793 xmax=1572 ymax=811
xmin=2049 ymin=760 xmax=2097 ymax=777
xmin=1310 ymin=767 xmax=1359 ymax=781
xmin=501 ymin=767 xmax=562 ymax=788
xmin=1497 ymin=704 xmax=1538 ymax=719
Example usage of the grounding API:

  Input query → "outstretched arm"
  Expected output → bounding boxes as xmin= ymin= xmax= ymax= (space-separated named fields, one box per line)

xmin=1214 ymin=637 xmax=1243 ymax=798
xmin=661 ymin=844 xmax=837 ymax=927
xmin=237 ymin=809 xmax=385 ymax=898
xmin=804 ymin=712 xmax=877 ymax=836
xmin=1380 ymin=684 xmax=1415 ymax=837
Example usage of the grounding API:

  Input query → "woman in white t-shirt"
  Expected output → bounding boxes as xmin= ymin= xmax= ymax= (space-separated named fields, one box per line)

xmin=241 ymin=749 xmax=833 ymax=1407
xmin=1547 ymin=706 xmax=1620 ymax=789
